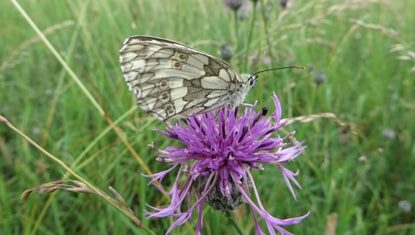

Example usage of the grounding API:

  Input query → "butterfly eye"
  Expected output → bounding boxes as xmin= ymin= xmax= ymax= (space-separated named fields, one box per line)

xmin=249 ymin=79 xmax=255 ymax=86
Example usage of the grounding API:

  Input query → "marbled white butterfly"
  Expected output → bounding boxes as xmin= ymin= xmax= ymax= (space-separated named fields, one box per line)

xmin=119 ymin=36 xmax=297 ymax=121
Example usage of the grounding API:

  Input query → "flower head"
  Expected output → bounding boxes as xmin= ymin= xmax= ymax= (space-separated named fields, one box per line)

xmin=224 ymin=0 xmax=244 ymax=11
xmin=146 ymin=95 xmax=309 ymax=234
xmin=280 ymin=0 xmax=290 ymax=9
xmin=220 ymin=43 xmax=234 ymax=62
xmin=315 ymin=70 xmax=327 ymax=85
xmin=238 ymin=1 xmax=252 ymax=20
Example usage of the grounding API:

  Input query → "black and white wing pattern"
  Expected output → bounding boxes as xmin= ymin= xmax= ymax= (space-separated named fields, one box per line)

xmin=119 ymin=36 xmax=244 ymax=121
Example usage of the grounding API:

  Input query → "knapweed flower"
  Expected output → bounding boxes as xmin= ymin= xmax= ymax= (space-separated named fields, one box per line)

xmin=224 ymin=0 xmax=244 ymax=11
xmin=315 ymin=71 xmax=327 ymax=85
xmin=238 ymin=1 xmax=251 ymax=20
xmin=220 ymin=43 xmax=234 ymax=62
xmin=146 ymin=95 xmax=309 ymax=234
xmin=280 ymin=0 xmax=290 ymax=9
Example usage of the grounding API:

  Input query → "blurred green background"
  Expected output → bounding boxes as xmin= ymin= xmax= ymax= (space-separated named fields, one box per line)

xmin=1 ymin=0 xmax=414 ymax=234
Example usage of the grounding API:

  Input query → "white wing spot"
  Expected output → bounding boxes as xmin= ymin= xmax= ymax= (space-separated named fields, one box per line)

xmin=153 ymin=69 xmax=201 ymax=80
xmin=187 ymin=55 xmax=205 ymax=69
xmin=153 ymin=108 xmax=167 ymax=120
xmin=133 ymin=87 xmax=141 ymax=97
xmin=201 ymin=76 xmax=228 ymax=90
xmin=170 ymin=87 xmax=188 ymax=100
xmin=124 ymin=71 xmax=138 ymax=82
xmin=138 ymin=73 xmax=155 ymax=83
xmin=219 ymin=69 xmax=230 ymax=82
xmin=204 ymin=97 xmax=221 ymax=107
xmin=141 ymin=86 xmax=154 ymax=98
xmin=192 ymin=54 xmax=209 ymax=64
xmin=128 ymin=59 xmax=146 ymax=71
xmin=150 ymin=48 xmax=174 ymax=58
xmin=120 ymin=52 xmax=138 ymax=63
xmin=145 ymin=97 xmax=157 ymax=110
xmin=181 ymin=63 xmax=205 ymax=75
xmin=207 ymin=90 xmax=228 ymax=98
xmin=157 ymin=78 xmax=184 ymax=89
xmin=127 ymin=38 xmax=142 ymax=44
xmin=174 ymin=98 xmax=187 ymax=113
xmin=121 ymin=44 xmax=145 ymax=53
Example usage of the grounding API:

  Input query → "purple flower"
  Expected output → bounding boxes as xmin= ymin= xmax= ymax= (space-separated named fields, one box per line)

xmin=220 ymin=43 xmax=234 ymax=62
xmin=238 ymin=1 xmax=251 ymax=20
xmin=224 ymin=0 xmax=244 ymax=11
xmin=280 ymin=0 xmax=290 ymax=9
xmin=146 ymin=95 xmax=309 ymax=234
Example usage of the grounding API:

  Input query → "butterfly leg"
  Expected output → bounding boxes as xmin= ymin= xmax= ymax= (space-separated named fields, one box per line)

xmin=178 ymin=118 xmax=188 ymax=126
xmin=241 ymin=103 xmax=254 ymax=107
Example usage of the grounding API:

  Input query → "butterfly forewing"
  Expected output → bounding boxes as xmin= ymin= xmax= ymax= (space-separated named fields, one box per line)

xmin=119 ymin=36 xmax=244 ymax=121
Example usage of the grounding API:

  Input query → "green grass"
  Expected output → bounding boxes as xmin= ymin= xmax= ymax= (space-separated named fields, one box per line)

xmin=1 ymin=0 xmax=414 ymax=234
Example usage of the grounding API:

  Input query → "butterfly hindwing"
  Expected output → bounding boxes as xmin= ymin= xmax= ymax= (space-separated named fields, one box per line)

xmin=119 ymin=36 xmax=243 ymax=121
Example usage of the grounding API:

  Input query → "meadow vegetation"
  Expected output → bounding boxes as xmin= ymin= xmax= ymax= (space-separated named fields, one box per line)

xmin=1 ymin=0 xmax=414 ymax=234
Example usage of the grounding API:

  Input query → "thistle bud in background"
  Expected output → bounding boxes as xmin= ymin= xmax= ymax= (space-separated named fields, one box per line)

xmin=315 ymin=70 xmax=327 ymax=85
xmin=398 ymin=200 xmax=412 ymax=213
xmin=220 ymin=43 xmax=234 ymax=62
xmin=249 ymin=53 xmax=260 ymax=70
xmin=262 ymin=55 xmax=271 ymax=65
xmin=224 ymin=0 xmax=243 ymax=11
xmin=280 ymin=0 xmax=289 ymax=9
xmin=383 ymin=128 xmax=396 ymax=140
xmin=238 ymin=1 xmax=251 ymax=20
xmin=249 ymin=53 xmax=272 ymax=70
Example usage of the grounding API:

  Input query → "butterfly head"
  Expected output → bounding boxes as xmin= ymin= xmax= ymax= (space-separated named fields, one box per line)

xmin=228 ymin=74 xmax=258 ymax=107
xmin=241 ymin=74 xmax=258 ymax=90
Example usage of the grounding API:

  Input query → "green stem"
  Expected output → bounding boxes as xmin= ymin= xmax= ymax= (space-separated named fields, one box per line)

xmin=233 ymin=10 xmax=239 ymax=53
xmin=245 ymin=2 xmax=258 ymax=70
xmin=226 ymin=211 xmax=244 ymax=235
xmin=259 ymin=0 xmax=275 ymax=62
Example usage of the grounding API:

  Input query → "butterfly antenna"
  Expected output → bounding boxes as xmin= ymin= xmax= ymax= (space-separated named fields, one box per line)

xmin=251 ymin=66 xmax=305 ymax=77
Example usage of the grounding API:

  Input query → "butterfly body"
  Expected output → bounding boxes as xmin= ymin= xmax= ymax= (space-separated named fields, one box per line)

xmin=119 ymin=36 xmax=257 ymax=121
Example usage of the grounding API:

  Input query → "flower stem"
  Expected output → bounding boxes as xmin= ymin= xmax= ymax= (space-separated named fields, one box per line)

xmin=244 ymin=2 xmax=258 ymax=70
xmin=259 ymin=0 xmax=275 ymax=62
xmin=233 ymin=10 xmax=239 ymax=53
xmin=226 ymin=211 xmax=244 ymax=235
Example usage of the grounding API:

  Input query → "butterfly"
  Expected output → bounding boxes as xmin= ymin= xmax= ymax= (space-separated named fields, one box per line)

xmin=119 ymin=36 xmax=299 ymax=122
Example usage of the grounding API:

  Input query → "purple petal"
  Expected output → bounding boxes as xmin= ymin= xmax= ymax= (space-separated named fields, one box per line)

xmin=272 ymin=93 xmax=282 ymax=123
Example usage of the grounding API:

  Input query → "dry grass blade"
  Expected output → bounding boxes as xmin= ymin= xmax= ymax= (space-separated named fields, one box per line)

xmin=109 ymin=186 xmax=127 ymax=205
xmin=20 ymin=180 xmax=144 ymax=230
xmin=350 ymin=19 xmax=399 ymax=38
xmin=324 ymin=213 xmax=338 ymax=235
xmin=389 ymin=43 xmax=415 ymax=73
xmin=282 ymin=112 xmax=338 ymax=126
xmin=109 ymin=186 xmax=135 ymax=215
xmin=21 ymin=180 xmax=93 ymax=200
xmin=381 ymin=224 xmax=415 ymax=235
xmin=328 ymin=0 xmax=387 ymax=14
xmin=282 ymin=112 xmax=359 ymax=136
